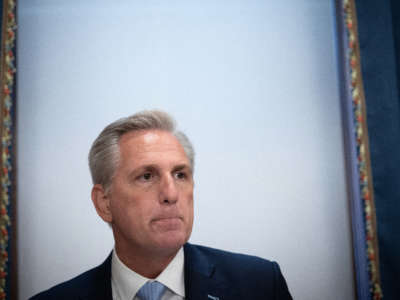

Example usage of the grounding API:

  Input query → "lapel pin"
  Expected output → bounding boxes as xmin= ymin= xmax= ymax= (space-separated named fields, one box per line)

xmin=207 ymin=295 xmax=220 ymax=300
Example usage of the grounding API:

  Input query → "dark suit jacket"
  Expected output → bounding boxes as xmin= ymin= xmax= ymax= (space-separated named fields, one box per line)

xmin=30 ymin=243 xmax=292 ymax=300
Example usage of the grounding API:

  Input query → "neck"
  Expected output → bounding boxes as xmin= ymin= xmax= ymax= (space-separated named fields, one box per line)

xmin=114 ymin=243 xmax=179 ymax=279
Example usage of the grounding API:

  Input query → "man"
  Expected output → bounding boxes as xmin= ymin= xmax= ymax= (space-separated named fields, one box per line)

xmin=31 ymin=110 xmax=292 ymax=300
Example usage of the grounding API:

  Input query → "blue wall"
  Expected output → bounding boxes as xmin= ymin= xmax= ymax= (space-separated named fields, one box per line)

xmin=355 ymin=0 xmax=400 ymax=298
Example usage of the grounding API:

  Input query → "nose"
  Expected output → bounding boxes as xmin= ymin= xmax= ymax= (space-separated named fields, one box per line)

xmin=159 ymin=174 xmax=178 ymax=205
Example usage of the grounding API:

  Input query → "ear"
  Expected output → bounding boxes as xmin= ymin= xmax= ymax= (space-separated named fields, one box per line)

xmin=91 ymin=184 xmax=113 ymax=223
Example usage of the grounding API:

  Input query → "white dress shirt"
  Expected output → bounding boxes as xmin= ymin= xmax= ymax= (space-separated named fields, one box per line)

xmin=111 ymin=248 xmax=185 ymax=300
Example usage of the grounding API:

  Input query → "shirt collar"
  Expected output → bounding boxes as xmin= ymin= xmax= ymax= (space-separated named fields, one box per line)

xmin=111 ymin=247 xmax=185 ymax=300
xmin=156 ymin=247 xmax=185 ymax=297
xmin=111 ymin=250 xmax=147 ymax=300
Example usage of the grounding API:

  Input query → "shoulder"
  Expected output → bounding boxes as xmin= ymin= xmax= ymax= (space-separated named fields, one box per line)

xmin=184 ymin=243 xmax=276 ymax=272
xmin=29 ymin=255 xmax=112 ymax=300
xmin=184 ymin=243 xmax=292 ymax=299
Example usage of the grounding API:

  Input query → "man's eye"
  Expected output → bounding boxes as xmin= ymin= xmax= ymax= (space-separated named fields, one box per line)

xmin=140 ymin=172 xmax=153 ymax=181
xmin=175 ymin=172 xmax=187 ymax=180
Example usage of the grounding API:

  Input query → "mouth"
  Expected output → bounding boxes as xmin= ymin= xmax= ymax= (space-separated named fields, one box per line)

xmin=152 ymin=216 xmax=183 ymax=230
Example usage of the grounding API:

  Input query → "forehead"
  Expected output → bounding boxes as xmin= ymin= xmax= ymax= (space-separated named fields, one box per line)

xmin=118 ymin=130 xmax=189 ymax=165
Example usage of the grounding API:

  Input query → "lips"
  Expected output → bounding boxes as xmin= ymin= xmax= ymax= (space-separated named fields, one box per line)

xmin=152 ymin=216 xmax=183 ymax=230
xmin=152 ymin=213 xmax=183 ymax=221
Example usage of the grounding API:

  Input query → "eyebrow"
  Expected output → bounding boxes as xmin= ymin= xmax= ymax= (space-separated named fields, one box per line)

xmin=173 ymin=164 xmax=190 ymax=171
xmin=127 ymin=163 xmax=192 ymax=180
xmin=172 ymin=164 xmax=193 ymax=174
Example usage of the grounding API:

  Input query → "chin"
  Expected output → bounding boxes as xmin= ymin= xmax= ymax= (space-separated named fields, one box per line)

xmin=154 ymin=232 xmax=188 ymax=255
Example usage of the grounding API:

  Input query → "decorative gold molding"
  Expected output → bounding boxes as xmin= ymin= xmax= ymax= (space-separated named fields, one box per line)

xmin=343 ymin=0 xmax=382 ymax=299
xmin=0 ymin=0 xmax=16 ymax=298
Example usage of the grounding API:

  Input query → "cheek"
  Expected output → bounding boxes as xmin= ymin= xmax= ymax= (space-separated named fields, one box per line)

xmin=111 ymin=199 xmax=148 ymax=231
xmin=182 ymin=191 xmax=194 ymax=216
xmin=122 ymin=191 xmax=161 ymax=221
xmin=109 ymin=190 xmax=142 ymax=220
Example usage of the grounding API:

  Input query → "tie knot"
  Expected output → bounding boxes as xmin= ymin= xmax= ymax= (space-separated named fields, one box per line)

xmin=137 ymin=281 xmax=166 ymax=300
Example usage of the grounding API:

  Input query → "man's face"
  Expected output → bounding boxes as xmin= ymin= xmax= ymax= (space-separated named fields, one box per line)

xmin=105 ymin=130 xmax=194 ymax=258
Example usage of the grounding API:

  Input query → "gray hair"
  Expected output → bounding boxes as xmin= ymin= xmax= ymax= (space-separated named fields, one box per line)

xmin=88 ymin=110 xmax=195 ymax=191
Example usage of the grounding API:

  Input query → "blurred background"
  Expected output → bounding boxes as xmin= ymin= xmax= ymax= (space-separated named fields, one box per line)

xmin=17 ymin=1 xmax=355 ymax=300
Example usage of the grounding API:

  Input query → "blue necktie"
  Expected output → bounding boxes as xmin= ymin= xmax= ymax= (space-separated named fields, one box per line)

xmin=136 ymin=281 xmax=166 ymax=300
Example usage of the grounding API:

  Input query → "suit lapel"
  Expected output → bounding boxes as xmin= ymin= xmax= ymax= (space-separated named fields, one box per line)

xmin=184 ymin=244 xmax=238 ymax=300
xmin=79 ymin=253 xmax=113 ymax=300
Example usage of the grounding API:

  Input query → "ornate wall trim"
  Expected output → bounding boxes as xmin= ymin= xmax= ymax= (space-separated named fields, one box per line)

xmin=0 ymin=0 xmax=16 ymax=299
xmin=338 ymin=0 xmax=383 ymax=299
